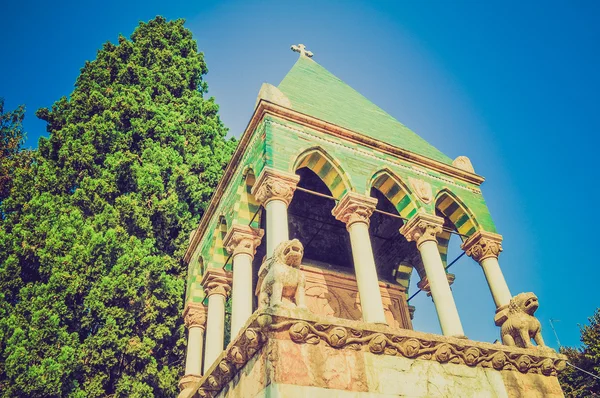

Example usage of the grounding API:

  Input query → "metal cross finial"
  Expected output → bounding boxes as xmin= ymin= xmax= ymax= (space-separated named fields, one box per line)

xmin=291 ymin=44 xmax=313 ymax=58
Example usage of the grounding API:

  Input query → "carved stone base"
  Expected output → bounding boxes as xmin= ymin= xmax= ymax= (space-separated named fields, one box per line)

xmin=184 ymin=309 xmax=566 ymax=398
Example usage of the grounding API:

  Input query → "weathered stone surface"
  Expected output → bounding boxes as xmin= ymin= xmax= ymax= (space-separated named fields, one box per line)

xmin=192 ymin=309 xmax=566 ymax=398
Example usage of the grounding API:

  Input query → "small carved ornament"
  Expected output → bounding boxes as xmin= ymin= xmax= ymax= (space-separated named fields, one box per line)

xmin=257 ymin=239 xmax=307 ymax=309
xmin=452 ymin=156 xmax=475 ymax=173
xmin=408 ymin=177 xmax=433 ymax=204
xmin=497 ymin=292 xmax=550 ymax=350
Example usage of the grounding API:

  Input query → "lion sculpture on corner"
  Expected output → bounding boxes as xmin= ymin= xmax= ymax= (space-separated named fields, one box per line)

xmin=257 ymin=239 xmax=307 ymax=309
xmin=499 ymin=292 xmax=547 ymax=349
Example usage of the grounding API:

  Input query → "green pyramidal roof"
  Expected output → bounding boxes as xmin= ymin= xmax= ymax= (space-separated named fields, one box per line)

xmin=277 ymin=56 xmax=452 ymax=165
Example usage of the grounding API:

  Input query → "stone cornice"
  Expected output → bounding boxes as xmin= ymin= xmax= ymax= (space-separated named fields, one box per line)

xmin=183 ymin=303 xmax=208 ymax=330
xmin=400 ymin=213 xmax=445 ymax=247
xmin=184 ymin=99 xmax=485 ymax=264
xmin=250 ymin=167 xmax=300 ymax=206
xmin=331 ymin=192 xmax=378 ymax=228
xmin=201 ymin=269 xmax=232 ymax=298
xmin=223 ymin=224 xmax=264 ymax=258
xmin=182 ymin=309 xmax=567 ymax=398
xmin=461 ymin=230 xmax=503 ymax=262
xmin=259 ymin=101 xmax=485 ymax=185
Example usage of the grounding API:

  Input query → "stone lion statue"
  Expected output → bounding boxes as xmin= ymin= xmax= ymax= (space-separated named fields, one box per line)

xmin=499 ymin=292 xmax=546 ymax=349
xmin=257 ymin=239 xmax=307 ymax=309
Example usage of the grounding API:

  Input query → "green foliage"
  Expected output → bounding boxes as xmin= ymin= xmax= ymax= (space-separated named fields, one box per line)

xmin=0 ymin=16 xmax=235 ymax=397
xmin=559 ymin=308 xmax=600 ymax=397
xmin=0 ymin=98 xmax=30 ymax=203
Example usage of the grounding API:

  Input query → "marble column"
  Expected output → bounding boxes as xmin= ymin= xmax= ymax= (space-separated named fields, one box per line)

xmin=178 ymin=303 xmax=207 ymax=393
xmin=332 ymin=192 xmax=387 ymax=324
xmin=462 ymin=231 xmax=512 ymax=308
xmin=201 ymin=268 xmax=232 ymax=371
xmin=251 ymin=167 xmax=299 ymax=257
xmin=400 ymin=213 xmax=465 ymax=337
xmin=224 ymin=224 xmax=264 ymax=339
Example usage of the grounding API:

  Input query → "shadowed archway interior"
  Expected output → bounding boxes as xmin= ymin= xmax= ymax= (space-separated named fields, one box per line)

xmin=288 ymin=167 xmax=353 ymax=270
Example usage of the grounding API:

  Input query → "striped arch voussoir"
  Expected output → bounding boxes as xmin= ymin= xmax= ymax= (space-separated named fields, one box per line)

xmin=435 ymin=190 xmax=479 ymax=239
xmin=370 ymin=171 xmax=420 ymax=220
xmin=294 ymin=148 xmax=351 ymax=199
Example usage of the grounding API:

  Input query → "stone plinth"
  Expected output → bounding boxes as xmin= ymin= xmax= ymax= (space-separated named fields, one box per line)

xmin=181 ymin=309 xmax=566 ymax=398
xmin=301 ymin=265 xmax=412 ymax=330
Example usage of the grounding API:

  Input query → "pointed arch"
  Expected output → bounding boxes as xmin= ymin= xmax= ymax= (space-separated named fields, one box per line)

xmin=369 ymin=169 xmax=421 ymax=220
xmin=435 ymin=189 xmax=480 ymax=239
xmin=293 ymin=147 xmax=352 ymax=199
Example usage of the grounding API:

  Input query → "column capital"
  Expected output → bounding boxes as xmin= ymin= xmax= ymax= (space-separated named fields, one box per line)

xmin=183 ymin=303 xmax=208 ymax=330
xmin=332 ymin=192 xmax=378 ymax=228
xmin=178 ymin=374 xmax=202 ymax=391
xmin=251 ymin=167 xmax=300 ymax=206
xmin=417 ymin=273 xmax=455 ymax=297
xmin=400 ymin=213 xmax=444 ymax=247
xmin=201 ymin=268 xmax=232 ymax=298
xmin=461 ymin=230 xmax=503 ymax=262
xmin=224 ymin=224 xmax=264 ymax=257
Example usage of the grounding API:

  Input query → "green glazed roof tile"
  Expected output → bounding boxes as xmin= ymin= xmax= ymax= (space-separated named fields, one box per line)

xmin=277 ymin=56 xmax=452 ymax=165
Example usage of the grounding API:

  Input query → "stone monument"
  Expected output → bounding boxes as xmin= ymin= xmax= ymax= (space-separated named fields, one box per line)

xmin=178 ymin=45 xmax=566 ymax=397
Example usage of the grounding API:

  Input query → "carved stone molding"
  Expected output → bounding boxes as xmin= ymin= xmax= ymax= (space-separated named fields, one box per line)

xmin=223 ymin=224 xmax=264 ymax=258
xmin=461 ymin=231 xmax=503 ymax=262
xmin=267 ymin=315 xmax=566 ymax=377
xmin=201 ymin=268 xmax=232 ymax=298
xmin=400 ymin=213 xmax=444 ymax=247
xmin=193 ymin=327 xmax=266 ymax=398
xmin=417 ymin=273 xmax=455 ymax=297
xmin=187 ymin=310 xmax=567 ymax=398
xmin=331 ymin=192 xmax=378 ymax=228
xmin=250 ymin=167 xmax=300 ymax=206
xmin=183 ymin=303 xmax=208 ymax=330
xmin=408 ymin=177 xmax=433 ymax=204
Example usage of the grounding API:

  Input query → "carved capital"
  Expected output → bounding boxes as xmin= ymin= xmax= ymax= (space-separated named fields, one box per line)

xmin=224 ymin=224 xmax=264 ymax=258
xmin=251 ymin=167 xmax=300 ymax=206
xmin=201 ymin=268 xmax=232 ymax=298
xmin=331 ymin=192 xmax=377 ymax=228
xmin=183 ymin=303 xmax=208 ymax=329
xmin=400 ymin=213 xmax=444 ymax=247
xmin=461 ymin=231 xmax=503 ymax=262
xmin=178 ymin=374 xmax=202 ymax=391
xmin=417 ymin=273 xmax=455 ymax=297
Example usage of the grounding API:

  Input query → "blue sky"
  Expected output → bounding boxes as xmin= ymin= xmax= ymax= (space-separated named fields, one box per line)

xmin=2 ymin=0 xmax=598 ymax=349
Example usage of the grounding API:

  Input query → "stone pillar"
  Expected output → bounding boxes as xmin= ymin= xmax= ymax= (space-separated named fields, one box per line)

xmin=178 ymin=303 xmax=207 ymax=393
xmin=201 ymin=268 xmax=232 ymax=371
xmin=332 ymin=192 xmax=387 ymax=324
xmin=224 ymin=224 xmax=264 ymax=339
xmin=251 ymin=167 xmax=299 ymax=257
xmin=462 ymin=231 xmax=512 ymax=308
xmin=400 ymin=213 xmax=465 ymax=337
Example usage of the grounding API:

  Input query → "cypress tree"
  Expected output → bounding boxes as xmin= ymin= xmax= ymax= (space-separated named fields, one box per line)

xmin=0 ymin=16 xmax=235 ymax=397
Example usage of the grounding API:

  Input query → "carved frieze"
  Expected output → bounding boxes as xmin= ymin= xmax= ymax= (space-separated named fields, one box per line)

xmin=187 ymin=311 xmax=567 ymax=398
xmin=461 ymin=230 xmax=503 ymax=262
xmin=251 ymin=167 xmax=300 ymax=206
xmin=269 ymin=318 xmax=565 ymax=376
xmin=400 ymin=213 xmax=444 ymax=247
xmin=331 ymin=192 xmax=378 ymax=228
